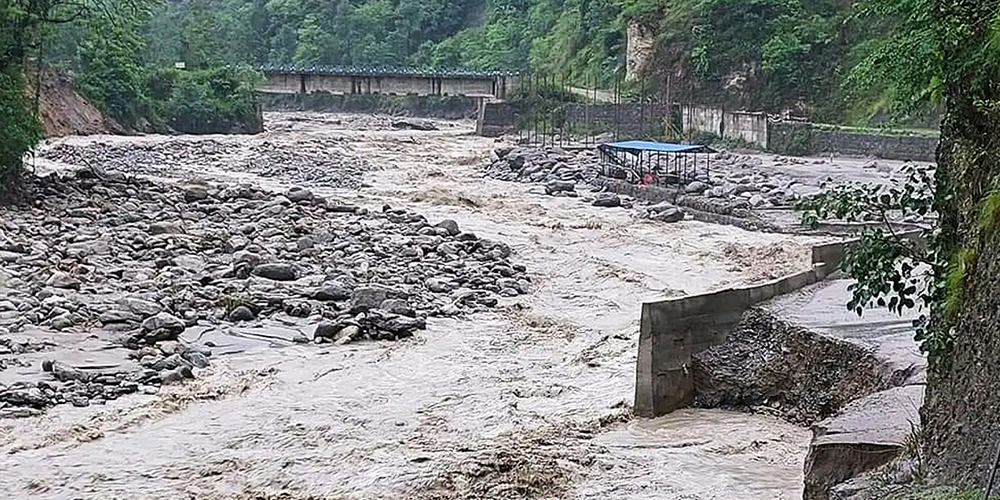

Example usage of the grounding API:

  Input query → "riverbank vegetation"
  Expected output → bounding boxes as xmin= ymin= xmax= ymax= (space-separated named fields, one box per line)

xmin=0 ymin=0 xmax=261 ymax=191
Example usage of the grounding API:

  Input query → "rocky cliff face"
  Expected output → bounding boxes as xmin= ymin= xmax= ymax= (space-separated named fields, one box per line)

xmin=625 ymin=19 xmax=656 ymax=83
xmin=922 ymin=97 xmax=1000 ymax=481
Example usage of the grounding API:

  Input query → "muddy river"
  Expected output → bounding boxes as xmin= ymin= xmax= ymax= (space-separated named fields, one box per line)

xmin=2 ymin=113 xmax=817 ymax=499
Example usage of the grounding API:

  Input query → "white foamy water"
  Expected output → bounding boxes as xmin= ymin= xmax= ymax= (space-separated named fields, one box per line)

xmin=2 ymin=113 xmax=820 ymax=499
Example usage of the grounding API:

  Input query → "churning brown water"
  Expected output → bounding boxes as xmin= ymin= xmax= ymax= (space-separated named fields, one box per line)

xmin=2 ymin=113 xmax=816 ymax=499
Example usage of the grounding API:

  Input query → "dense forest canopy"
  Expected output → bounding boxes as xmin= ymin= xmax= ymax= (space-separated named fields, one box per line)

xmin=88 ymin=0 xmax=931 ymax=123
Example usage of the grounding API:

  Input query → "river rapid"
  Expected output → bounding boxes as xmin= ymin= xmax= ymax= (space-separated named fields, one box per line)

xmin=1 ymin=113 xmax=817 ymax=499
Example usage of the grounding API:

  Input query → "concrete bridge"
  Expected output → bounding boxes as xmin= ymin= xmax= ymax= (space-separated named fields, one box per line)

xmin=257 ymin=65 xmax=519 ymax=100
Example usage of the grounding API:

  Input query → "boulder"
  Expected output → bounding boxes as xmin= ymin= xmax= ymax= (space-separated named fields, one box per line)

xmin=749 ymin=194 xmax=769 ymax=208
xmin=425 ymin=277 xmax=453 ymax=293
xmin=148 ymin=221 xmax=184 ymax=235
xmin=313 ymin=283 xmax=352 ymax=302
xmin=592 ymin=194 xmax=622 ymax=208
xmin=228 ymin=306 xmax=255 ymax=322
xmin=286 ymin=187 xmax=314 ymax=203
xmin=46 ymin=271 xmax=80 ymax=290
xmin=545 ymin=180 xmax=576 ymax=195
xmin=685 ymin=181 xmax=709 ymax=194
xmin=183 ymin=185 xmax=209 ymax=202
xmin=391 ymin=119 xmax=438 ymax=131
xmin=435 ymin=219 xmax=461 ymax=236
xmin=252 ymin=263 xmax=299 ymax=281
xmin=141 ymin=312 xmax=186 ymax=338
xmin=352 ymin=286 xmax=389 ymax=311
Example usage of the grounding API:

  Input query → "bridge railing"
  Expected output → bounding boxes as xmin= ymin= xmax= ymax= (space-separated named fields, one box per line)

xmin=257 ymin=64 xmax=520 ymax=79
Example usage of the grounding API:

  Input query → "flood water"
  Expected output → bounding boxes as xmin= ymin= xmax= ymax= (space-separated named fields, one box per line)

xmin=1 ymin=113 xmax=817 ymax=499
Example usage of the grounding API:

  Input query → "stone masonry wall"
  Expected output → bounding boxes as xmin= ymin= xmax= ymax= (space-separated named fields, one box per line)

xmin=768 ymin=121 xmax=938 ymax=162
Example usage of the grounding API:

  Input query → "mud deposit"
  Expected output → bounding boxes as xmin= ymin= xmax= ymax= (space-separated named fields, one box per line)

xmin=3 ymin=113 xmax=822 ymax=499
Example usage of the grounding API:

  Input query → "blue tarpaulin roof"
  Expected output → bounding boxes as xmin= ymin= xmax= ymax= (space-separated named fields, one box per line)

xmin=599 ymin=140 xmax=714 ymax=154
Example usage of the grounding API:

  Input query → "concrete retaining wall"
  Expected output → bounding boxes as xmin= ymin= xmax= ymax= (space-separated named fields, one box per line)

xmin=478 ymin=102 xmax=521 ymax=137
xmin=724 ymin=111 xmax=769 ymax=148
xmin=682 ymin=105 xmax=723 ymax=138
xmin=768 ymin=121 xmax=938 ymax=162
xmin=634 ymin=242 xmax=845 ymax=417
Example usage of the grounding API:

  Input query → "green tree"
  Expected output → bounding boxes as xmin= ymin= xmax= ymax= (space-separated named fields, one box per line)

xmin=77 ymin=17 xmax=146 ymax=124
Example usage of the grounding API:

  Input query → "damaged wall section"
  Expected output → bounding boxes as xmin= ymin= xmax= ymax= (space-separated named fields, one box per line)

xmin=633 ymin=241 xmax=843 ymax=417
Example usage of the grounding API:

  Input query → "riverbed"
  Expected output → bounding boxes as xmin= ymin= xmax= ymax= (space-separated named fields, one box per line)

xmin=1 ymin=113 xmax=820 ymax=499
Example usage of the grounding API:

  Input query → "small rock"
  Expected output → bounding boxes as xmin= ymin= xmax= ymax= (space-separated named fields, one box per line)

xmin=148 ymin=222 xmax=184 ymax=235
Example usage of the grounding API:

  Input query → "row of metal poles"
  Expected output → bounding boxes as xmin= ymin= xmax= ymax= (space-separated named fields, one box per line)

xmin=515 ymin=73 xmax=664 ymax=148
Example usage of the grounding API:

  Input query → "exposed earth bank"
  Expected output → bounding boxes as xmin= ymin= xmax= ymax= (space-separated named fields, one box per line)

xmin=29 ymin=69 xmax=125 ymax=138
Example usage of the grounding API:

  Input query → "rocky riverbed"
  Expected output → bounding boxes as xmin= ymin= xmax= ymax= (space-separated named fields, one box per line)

xmin=483 ymin=144 xmax=931 ymax=228
xmin=0 ymin=113 xmax=829 ymax=500
xmin=0 ymin=165 xmax=527 ymax=417
xmin=40 ymin=138 xmax=375 ymax=190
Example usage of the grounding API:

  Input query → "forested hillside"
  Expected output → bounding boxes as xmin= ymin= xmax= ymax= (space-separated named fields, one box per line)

xmin=127 ymin=0 xmax=934 ymax=124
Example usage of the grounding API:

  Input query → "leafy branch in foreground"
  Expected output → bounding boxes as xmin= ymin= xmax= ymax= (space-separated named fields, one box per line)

xmin=797 ymin=162 xmax=951 ymax=369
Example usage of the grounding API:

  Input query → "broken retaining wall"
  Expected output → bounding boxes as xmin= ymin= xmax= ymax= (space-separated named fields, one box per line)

xmin=633 ymin=241 xmax=845 ymax=417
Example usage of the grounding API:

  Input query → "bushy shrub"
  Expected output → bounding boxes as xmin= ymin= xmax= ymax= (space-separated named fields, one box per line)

xmin=145 ymin=66 xmax=262 ymax=134
xmin=77 ymin=23 xmax=146 ymax=125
